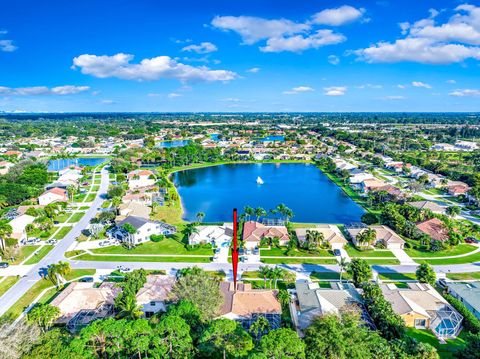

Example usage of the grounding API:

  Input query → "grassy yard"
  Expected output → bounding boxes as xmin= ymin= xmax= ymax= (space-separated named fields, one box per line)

xmin=9 ymin=245 xmax=40 ymax=265
xmin=101 ymin=200 xmax=111 ymax=208
xmin=0 ymin=276 xmax=19 ymax=297
xmin=151 ymin=203 xmax=184 ymax=225
xmin=345 ymin=244 xmax=395 ymax=258
xmin=405 ymin=244 xmax=477 ymax=258
xmin=419 ymin=251 xmax=480 ymax=265
xmin=65 ymin=250 xmax=86 ymax=258
xmin=29 ymin=227 xmax=56 ymax=239
xmin=79 ymin=206 xmax=90 ymax=210
xmin=67 ymin=212 xmax=85 ymax=223
xmin=24 ymin=245 xmax=54 ymax=265
xmin=54 ymin=213 xmax=70 ymax=223
xmin=406 ymin=328 xmax=466 ymax=359
xmin=92 ymin=185 xmax=100 ymax=191
xmin=260 ymin=247 xmax=333 ymax=257
xmin=446 ymin=272 xmax=480 ymax=280
xmin=75 ymin=253 xmax=211 ymax=263
xmin=260 ymin=257 xmax=338 ymax=265
xmin=54 ymin=226 xmax=72 ymax=240
xmin=85 ymin=193 xmax=97 ymax=202
xmin=364 ymin=258 xmax=400 ymax=265
xmin=310 ymin=271 xmax=351 ymax=280
xmin=378 ymin=272 xmax=416 ymax=281
xmin=74 ymin=194 xmax=87 ymax=202
xmin=91 ymin=237 xmax=213 ymax=256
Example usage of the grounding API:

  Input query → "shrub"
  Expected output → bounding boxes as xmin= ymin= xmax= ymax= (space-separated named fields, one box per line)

xmin=150 ymin=234 xmax=165 ymax=242
xmin=361 ymin=213 xmax=378 ymax=225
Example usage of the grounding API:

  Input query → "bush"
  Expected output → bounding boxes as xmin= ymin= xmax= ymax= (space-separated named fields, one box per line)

xmin=5 ymin=237 xmax=18 ymax=247
xmin=150 ymin=234 xmax=165 ymax=242
xmin=444 ymin=293 xmax=480 ymax=334
xmin=361 ymin=213 xmax=379 ymax=225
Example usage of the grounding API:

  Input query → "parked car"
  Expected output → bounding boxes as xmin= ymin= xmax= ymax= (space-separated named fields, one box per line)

xmin=465 ymin=237 xmax=479 ymax=244
xmin=438 ymin=278 xmax=448 ymax=288
xmin=333 ymin=249 xmax=341 ymax=256
xmin=79 ymin=277 xmax=94 ymax=282
xmin=0 ymin=262 xmax=9 ymax=269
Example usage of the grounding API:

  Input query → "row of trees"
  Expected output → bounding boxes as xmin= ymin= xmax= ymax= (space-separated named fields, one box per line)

xmin=242 ymin=203 xmax=294 ymax=223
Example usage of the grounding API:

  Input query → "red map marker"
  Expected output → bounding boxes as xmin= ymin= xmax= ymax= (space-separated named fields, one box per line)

xmin=232 ymin=208 xmax=238 ymax=289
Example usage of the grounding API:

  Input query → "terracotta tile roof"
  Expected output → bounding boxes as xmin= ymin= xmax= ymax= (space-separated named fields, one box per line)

xmin=44 ymin=187 xmax=68 ymax=197
xmin=242 ymin=221 xmax=290 ymax=243
xmin=416 ymin=218 xmax=449 ymax=242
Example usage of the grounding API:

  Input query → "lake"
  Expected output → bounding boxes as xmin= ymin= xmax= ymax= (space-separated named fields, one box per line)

xmin=172 ymin=163 xmax=365 ymax=223
xmin=157 ymin=140 xmax=190 ymax=148
xmin=48 ymin=157 xmax=108 ymax=171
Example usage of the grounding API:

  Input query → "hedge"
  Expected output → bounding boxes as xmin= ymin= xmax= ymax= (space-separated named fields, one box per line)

xmin=444 ymin=293 xmax=480 ymax=334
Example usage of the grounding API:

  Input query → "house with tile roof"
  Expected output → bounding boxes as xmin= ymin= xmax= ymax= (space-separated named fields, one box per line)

xmin=136 ymin=275 xmax=175 ymax=318
xmin=408 ymin=201 xmax=446 ymax=214
xmin=127 ymin=169 xmax=156 ymax=190
xmin=9 ymin=214 xmax=35 ymax=243
xmin=416 ymin=218 xmax=449 ymax=242
xmin=295 ymin=224 xmax=347 ymax=250
xmin=38 ymin=187 xmax=68 ymax=206
xmin=242 ymin=221 xmax=290 ymax=249
xmin=346 ymin=225 xmax=405 ymax=249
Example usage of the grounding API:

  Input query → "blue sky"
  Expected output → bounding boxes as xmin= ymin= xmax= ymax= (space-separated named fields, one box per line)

xmin=1 ymin=0 xmax=480 ymax=112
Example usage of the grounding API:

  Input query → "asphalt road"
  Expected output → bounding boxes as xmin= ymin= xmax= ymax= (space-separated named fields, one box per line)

xmin=0 ymin=167 xmax=109 ymax=317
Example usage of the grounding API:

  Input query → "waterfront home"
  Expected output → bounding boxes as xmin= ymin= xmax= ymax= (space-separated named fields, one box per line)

xmin=9 ymin=214 xmax=35 ymax=243
xmin=25 ymin=150 xmax=46 ymax=158
xmin=380 ymin=283 xmax=463 ymax=339
xmin=117 ymin=201 xmax=151 ymax=220
xmin=446 ymin=282 xmax=480 ymax=319
xmin=51 ymin=282 xmax=120 ymax=331
xmin=359 ymin=178 xmax=387 ymax=193
xmin=242 ymin=221 xmax=290 ymax=249
xmin=416 ymin=218 xmax=449 ymax=242
xmin=127 ymin=169 xmax=156 ymax=190
xmin=293 ymin=281 xmax=365 ymax=332
xmin=218 ymin=281 xmax=282 ymax=333
xmin=112 ymin=216 xmax=176 ymax=246
xmin=295 ymin=225 xmax=347 ymax=250
xmin=408 ymin=201 xmax=446 ymax=214
xmin=188 ymin=224 xmax=233 ymax=247
xmin=136 ymin=275 xmax=175 ymax=318
xmin=349 ymin=172 xmax=374 ymax=186
xmin=346 ymin=224 xmax=405 ymax=249
xmin=38 ymin=187 xmax=68 ymax=206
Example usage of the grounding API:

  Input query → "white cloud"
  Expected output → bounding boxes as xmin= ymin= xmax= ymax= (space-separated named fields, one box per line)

xmin=449 ymin=89 xmax=480 ymax=97
xmin=246 ymin=67 xmax=260 ymax=73
xmin=446 ymin=79 xmax=456 ymax=84
xmin=168 ymin=92 xmax=182 ymax=98
xmin=260 ymin=30 xmax=345 ymax=52
xmin=0 ymin=39 xmax=17 ymax=52
xmin=283 ymin=86 xmax=315 ymax=94
xmin=383 ymin=95 xmax=406 ymax=100
xmin=412 ymin=81 xmax=432 ymax=89
xmin=357 ymin=83 xmax=383 ymax=89
xmin=221 ymin=97 xmax=241 ymax=102
xmin=72 ymin=53 xmax=237 ymax=82
xmin=397 ymin=84 xmax=406 ymax=89
xmin=328 ymin=54 xmax=340 ymax=65
xmin=0 ymin=85 xmax=90 ymax=96
xmin=182 ymin=42 xmax=218 ymax=54
xmin=324 ymin=86 xmax=347 ymax=96
xmin=147 ymin=93 xmax=161 ymax=97
xmin=355 ymin=5 xmax=480 ymax=64
xmin=311 ymin=5 xmax=365 ymax=26
xmin=101 ymin=99 xmax=116 ymax=104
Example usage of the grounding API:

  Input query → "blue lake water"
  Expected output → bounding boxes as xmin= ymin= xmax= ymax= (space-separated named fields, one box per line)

xmin=48 ymin=157 xmax=107 ymax=171
xmin=157 ymin=140 xmax=190 ymax=148
xmin=172 ymin=163 xmax=365 ymax=223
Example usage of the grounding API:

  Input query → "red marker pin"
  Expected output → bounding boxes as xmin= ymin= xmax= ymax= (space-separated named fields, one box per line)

xmin=232 ymin=208 xmax=238 ymax=290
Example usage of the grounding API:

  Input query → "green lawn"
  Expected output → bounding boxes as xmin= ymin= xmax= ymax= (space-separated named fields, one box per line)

xmin=79 ymin=206 xmax=90 ymax=210
xmin=54 ymin=213 xmax=70 ymax=223
xmin=92 ymin=185 xmax=100 ymax=191
xmin=101 ymin=200 xmax=111 ymax=208
xmin=364 ymin=259 xmax=400 ymax=265
xmin=29 ymin=227 xmax=56 ymax=239
xmin=54 ymin=226 xmax=72 ymax=239
xmin=0 ymin=276 xmax=19 ymax=298
xmin=67 ymin=212 xmax=85 ymax=223
xmin=310 ymin=271 xmax=351 ymax=280
xmin=85 ymin=193 xmax=97 ymax=202
xmin=406 ymin=328 xmax=466 ymax=359
xmin=378 ymin=272 xmax=416 ymax=281
xmin=74 ymin=194 xmax=87 ymax=202
xmin=260 ymin=247 xmax=333 ymax=257
xmin=345 ymin=244 xmax=395 ymax=258
xmin=91 ymin=237 xmax=213 ymax=256
xmin=9 ymin=245 xmax=40 ymax=265
xmin=241 ymin=271 xmax=261 ymax=279
xmin=419 ymin=251 xmax=480 ymax=265
xmin=405 ymin=244 xmax=477 ymax=258
xmin=24 ymin=245 xmax=54 ymax=265
xmin=76 ymin=253 xmax=211 ymax=263
xmin=446 ymin=272 xmax=480 ymax=280
xmin=65 ymin=250 xmax=86 ymax=258
xmin=260 ymin=257 xmax=338 ymax=265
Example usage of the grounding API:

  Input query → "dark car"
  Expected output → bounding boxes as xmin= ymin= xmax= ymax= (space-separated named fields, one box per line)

xmin=0 ymin=262 xmax=9 ymax=269
xmin=79 ymin=277 xmax=94 ymax=282
xmin=333 ymin=249 xmax=341 ymax=256
xmin=465 ymin=237 xmax=479 ymax=244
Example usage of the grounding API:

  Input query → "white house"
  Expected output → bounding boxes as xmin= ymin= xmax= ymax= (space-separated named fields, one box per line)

xmin=38 ymin=187 xmax=68 ymax=206
xmin=136 ymin=275 xmax=175 ymax=318
xmin=9 ymin=214 xmax=35 ymax=243
xmin=127 ymin=170 xmax=156 ymax=190
xmin=188 ymin=224 xmax=233 ymax=247
xmin=113 ymin=216 xmax=176 ymax=246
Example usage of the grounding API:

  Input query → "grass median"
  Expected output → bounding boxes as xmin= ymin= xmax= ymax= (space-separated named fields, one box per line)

xmin=24 ymin=245 xmax=54 ymax=265
xmin=75 ymin=253 xmax=212 ymax=263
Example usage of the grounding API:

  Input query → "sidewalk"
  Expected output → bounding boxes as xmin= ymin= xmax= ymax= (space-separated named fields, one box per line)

xmin=390 ymin=248 xmax=416 ymax=265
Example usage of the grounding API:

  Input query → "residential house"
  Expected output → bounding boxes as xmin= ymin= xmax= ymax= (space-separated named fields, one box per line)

xmin=295 ymin=225 xmax=347 ymax=249
xmin=4 ymin=150 xmax=22 ymax=157
xmin=112 ymin=216 xmax=176 ymax=246
xmin=446 ymin=181 xmax=470 ymax=197
xmin=51 ymin=282 xmax=120 ymax=331
xmin=431 ymin=143 xmax=457 ymax=152
xmin=9 ymin=214 xmax=35 ymax=243
xmin=117 ymin=201 xmax=151 ymax=220
xmin=349 ymin=172 xmax=374 ymax=187
xmin=360 ymin=178 xmax=387 ymax=193
xmin=385 ymin=161 xmax=406 ymax=173
xmin=416 ymin=218 xmax=449 ymax=242
xmin=136 ymin=275 xmax=175 ymax=318
xmin=0 ymin=161 xmax=14 ymax=175
xmin=38 ymin=187 xmax=68 ymax=206
xmin=381 ymin=283 xmax=463 ymax=339
xmin=346 ymin=225 xmax=405 ymax=249
xmin=218 ymin=282 xmax=282 ymax=333
xmin=408 ymin=201 xmax=446 ymax=214
xmin=188 ymin=224 xmax=233 ymax=247
xmin=127 ymin=169 xmax=156 ymax=190
xmin=455 ymin=141 xmax=478 ymax=151
xmin=446 ymin=282 xmax=480 ymax=320
xmin=242 ymin=221 xmax=290 ymax=249
xmin=294 ymin=281 xmax=365 ymax=332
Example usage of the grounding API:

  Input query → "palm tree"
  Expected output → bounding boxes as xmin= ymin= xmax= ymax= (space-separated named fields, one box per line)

xmin=243 ymin=206 xmax=254 ymax=221
xmin=338 ymin=257 xmax=349 ymax=283
xmin=255 ymin=207 xmax=267 ymax=221
xmin=182 ymin=223 xmax=199 ymax=240
xmin=271 ymin=267 xmax=285 ymax=289
xmin=66 ymin=185 xmax=77 ymax=202
xmin=0 ymin=220 xmax=13 ymax=251
xmin=47 ymin=261 xmax=71 ymax=287
xmin=196 ymin=212 xmax=205 ymax=223
xmin=249 ymin=315 xmax=271 ymax=339
xmin=258 ymin=266 xmax=271 ymax=288
xmin=116 ymin=295 xmax=143 ymax=320
xmin=277 ymin=289 xmax=291 ymax=307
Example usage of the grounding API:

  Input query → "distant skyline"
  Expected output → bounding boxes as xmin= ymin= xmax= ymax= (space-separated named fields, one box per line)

xmin=1 ymin=0 xmax=480 ymax=112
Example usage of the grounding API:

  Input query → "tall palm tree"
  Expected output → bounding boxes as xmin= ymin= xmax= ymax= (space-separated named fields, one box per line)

xmin=255 ymin=207 xmax=267 ymax=222
xmin=258 ymin=266 xmax=271 ymax=288
xmin=338 ymin=257 xmax=349 ymax=283
xmin=243 ymin=206 xmax=254 ymax=221
xmin=196 ymin=212 xmax=205 ymax=223
xmin=0 ymin=220 xmax=13 ymax=251
xmin=271 ymin=267 xmax=285 ymax=289
xmin=116 ymin=295 xmax=143 ymax=320
xmin=47 ymin=261 xmax=71 ymax=287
